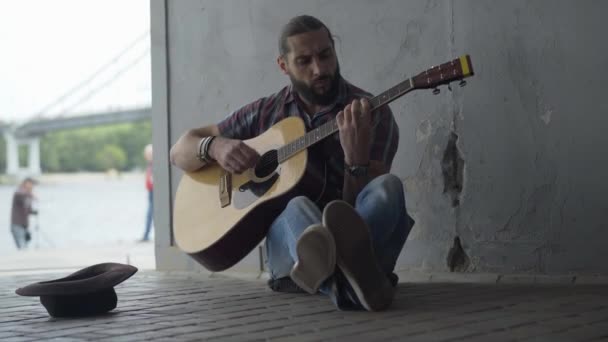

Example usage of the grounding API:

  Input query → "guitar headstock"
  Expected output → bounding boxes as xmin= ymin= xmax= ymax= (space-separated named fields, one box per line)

xmin=412 ymin=55 xmax=474 ymax=90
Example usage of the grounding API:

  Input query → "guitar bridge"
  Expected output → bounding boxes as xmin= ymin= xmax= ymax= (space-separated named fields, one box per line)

xmin=219 ymin=171 xmax=231 ymax=208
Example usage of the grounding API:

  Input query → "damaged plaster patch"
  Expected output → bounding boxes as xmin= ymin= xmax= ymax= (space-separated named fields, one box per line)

xmin=447 ymin=236 xmax=470 ymax=272
xmin=433 ymin=144 xmax=441 ymax=155
xmin=540 ymin=108 xmax=553 ymax=125
xmin=441 ymin=132 xmax=464 ymax=207
xmin=416 ymin=119 xmax=432 ymax=142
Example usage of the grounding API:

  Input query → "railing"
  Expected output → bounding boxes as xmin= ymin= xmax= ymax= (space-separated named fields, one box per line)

xmin=10 ymin=107 xmax=151 ymax=138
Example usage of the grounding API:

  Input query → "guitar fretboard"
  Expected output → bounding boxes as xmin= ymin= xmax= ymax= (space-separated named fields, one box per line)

xmin=277 ymin=77 xmax=413 ymax=163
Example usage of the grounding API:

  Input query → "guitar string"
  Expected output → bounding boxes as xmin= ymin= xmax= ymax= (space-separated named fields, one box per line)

xmin=227 ymin=71 xmax=468 ymax=173
xmin=255 ymin=127 xmax=330 ymax=169
xmin=252 ymin=109 xmax=364 ymax=170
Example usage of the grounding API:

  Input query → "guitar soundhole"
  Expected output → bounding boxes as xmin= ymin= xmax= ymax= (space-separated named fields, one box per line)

xmin=254 ymin=150 xmax=278 ymax=178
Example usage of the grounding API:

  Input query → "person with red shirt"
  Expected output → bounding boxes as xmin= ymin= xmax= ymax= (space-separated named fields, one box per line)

xmin=141 ymin=144 xmax=154 ymax=242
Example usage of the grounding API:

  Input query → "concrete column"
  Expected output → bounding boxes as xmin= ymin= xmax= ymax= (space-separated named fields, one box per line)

xmin=3 ymin=131 xmax=19 ymax=175
xmin=26 ymin=138 xmax=41 ymax=175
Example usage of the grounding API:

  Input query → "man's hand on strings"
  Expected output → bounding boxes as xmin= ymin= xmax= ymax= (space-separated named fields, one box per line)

xmin=336 ymin=98 xmax=372 ymax=166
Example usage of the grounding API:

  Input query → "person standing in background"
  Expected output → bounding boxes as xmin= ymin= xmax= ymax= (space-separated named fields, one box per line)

xmin=141 ymin=144 xmax=154 ymax=242
xmin=11 ymin=177 xmax=38 ymax=250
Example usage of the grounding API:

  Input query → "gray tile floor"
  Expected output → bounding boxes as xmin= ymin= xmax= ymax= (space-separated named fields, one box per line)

xmin=1 ymin=271 xmax=608 ymax=341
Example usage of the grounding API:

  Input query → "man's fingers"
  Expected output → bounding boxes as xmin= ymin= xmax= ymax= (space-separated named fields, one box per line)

xmin=360 ymin=98 xmax=371 ymax=122
xmin=336 ymin=111 xmax=344 ymax=127
xmin=343 ymin=104 xmax=352 ymax=126
xmin=239 ymin=143 xmax=260 ymax=168
xmin=351 ymin=100 xmax=361 ymax=127
xmin=229 ymin=157 xmax=249 ymax=174
xmin=351 ymin=99 xmax=361 ymax=115
xmin=230 ymin=149 xmax=253 ymax=172
xmin=227 ymin=143 xmax=259 ymax=172
xmin=221 ymin=161 xmax=236 ymax=174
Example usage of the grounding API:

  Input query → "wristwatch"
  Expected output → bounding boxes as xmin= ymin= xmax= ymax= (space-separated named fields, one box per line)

xmin=345 ymin=163 xmax=369 ymax=177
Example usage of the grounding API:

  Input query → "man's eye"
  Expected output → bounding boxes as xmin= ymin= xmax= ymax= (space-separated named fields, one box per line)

xmin=297 ymin=58 xmax=310 ymax=66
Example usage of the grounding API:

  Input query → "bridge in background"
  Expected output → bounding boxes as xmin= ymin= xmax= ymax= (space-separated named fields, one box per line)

xmin=1 ymin=107 xmax=150 ymax=176
xmin=1 ymin=31 xmax=150 ymax=177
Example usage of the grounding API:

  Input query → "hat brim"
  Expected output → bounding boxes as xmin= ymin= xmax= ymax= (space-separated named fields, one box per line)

xmin=15 ymin=263 xmax=138 ymax=296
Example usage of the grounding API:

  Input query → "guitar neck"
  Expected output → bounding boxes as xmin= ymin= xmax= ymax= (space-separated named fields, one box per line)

xmin=277 ymin=78 xmax=414 ymax=163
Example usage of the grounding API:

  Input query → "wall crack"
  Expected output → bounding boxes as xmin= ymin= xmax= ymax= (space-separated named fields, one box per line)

xmin=441 ymin=131 xmax=464 ymax=207
xmin=447 ymin=236 xmax=470 ymax=272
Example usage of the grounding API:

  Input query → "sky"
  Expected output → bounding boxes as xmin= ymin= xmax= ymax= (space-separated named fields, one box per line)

xmin=0 ymin=0 xmax=151 ymax=124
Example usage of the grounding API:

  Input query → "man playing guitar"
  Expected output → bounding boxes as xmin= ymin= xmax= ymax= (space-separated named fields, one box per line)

xmin=170 ymin=15 xmax=414 ymax=311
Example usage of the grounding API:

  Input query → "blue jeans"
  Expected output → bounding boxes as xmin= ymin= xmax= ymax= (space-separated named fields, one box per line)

xmin=142 ymin=190 xmax=153 ymax=241
xmin=266 ymin=174 xmax=414 ymax=307
xmin=11 ymin=224 xmax=29 ymax=250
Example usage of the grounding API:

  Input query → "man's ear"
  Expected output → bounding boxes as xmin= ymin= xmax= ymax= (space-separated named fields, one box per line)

xmin=277 ymin=55 xmax=289 ymax=75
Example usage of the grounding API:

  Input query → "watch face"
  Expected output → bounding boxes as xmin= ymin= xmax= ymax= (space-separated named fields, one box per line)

xmin=348 ymin=165 xmax=368 ymax=176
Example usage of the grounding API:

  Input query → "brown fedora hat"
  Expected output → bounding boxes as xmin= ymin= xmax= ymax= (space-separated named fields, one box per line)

xmin=16 ymin=263 xmax=137 ymax=317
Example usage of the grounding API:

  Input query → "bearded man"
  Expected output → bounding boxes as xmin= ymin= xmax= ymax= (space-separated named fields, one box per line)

xmin=170 ymin=15 xmax=414 ymax=311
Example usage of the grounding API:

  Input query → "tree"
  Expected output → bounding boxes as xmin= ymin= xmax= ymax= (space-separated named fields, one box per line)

xmin=39 ymin=119 xmax=151 ymax=172
xmin=95 ymin=144 xmax=127 ymax=171
xmin=18 ymin=145 xmax=29 ymax=168
xmin=0 ymin=136 xmax=5 ymax=173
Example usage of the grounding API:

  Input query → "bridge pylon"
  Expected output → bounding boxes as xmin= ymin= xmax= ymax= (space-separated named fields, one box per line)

xmin=3 ymin=130 xmax=41 ymax=177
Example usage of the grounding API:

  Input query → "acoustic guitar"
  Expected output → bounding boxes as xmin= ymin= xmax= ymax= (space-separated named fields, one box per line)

xmin=173 ymin=55 xmax=474 ymax=272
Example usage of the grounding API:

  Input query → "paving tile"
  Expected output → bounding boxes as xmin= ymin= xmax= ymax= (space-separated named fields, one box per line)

xmin=2 ymin=271 xmax=608 ymax=341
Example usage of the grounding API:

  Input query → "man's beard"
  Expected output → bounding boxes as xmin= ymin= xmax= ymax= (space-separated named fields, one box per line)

xmin=290 ymin=64 xmax=341 ymax=106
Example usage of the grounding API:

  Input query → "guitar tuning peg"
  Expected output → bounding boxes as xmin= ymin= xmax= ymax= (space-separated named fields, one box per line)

xmin=459 ymin=80 xmax=467 ymax=87
xmin=433 ymin=88 xmax=440 ymax=95
xmin=447 ymin=84 xmax=452 ymax=92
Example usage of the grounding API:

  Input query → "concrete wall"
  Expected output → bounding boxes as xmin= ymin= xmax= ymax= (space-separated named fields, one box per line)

xmin=154 ymin=0 xmax=608 ymax=275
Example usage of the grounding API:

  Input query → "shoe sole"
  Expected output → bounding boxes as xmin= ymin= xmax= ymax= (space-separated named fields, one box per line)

xmin=323 ymin=200 xmax=395 ymax=311
xmin=290 ymin=224 xmax=336 ymax=294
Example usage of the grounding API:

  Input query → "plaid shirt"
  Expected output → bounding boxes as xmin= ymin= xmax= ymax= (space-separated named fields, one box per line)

xmin=217 ymin=77 xmax=399 ymax=207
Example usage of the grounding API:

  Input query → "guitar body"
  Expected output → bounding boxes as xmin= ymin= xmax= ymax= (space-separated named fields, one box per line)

xmin=173 ymin=116 xmax=325 ymax=272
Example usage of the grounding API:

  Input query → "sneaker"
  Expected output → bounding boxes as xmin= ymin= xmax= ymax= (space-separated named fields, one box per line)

xmin=267 ymin=277 xmax=306 ymax=294
xmin=323 ymin=200 xmax=395 ymax=311
xmin=289 ymin=224 xmax=336 ymax=294
xmin=329 ymin=270 xmax=365 ymax=311
xmin=388 ymin=272 xmax=399 ymax=287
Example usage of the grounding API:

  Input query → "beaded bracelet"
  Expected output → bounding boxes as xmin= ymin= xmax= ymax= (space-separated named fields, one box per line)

xmin=197 ymin=137 xmax=210 ymax=163
xmin=203 ymin=136 xmax=216 ymax=162
xmin=197 ymin=136 xmax=216 ymax=163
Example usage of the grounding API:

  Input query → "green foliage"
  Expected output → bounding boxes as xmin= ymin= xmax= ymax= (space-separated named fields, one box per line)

xmin=18 ymin=144 xmax=29 ymax=167
xmin=0 ymin=136 xmax=5 ymax=171
xmin=95 ymin=144 xmax=127 ymax=170
xmin=40 ymin=119 xmax=151 ymax=172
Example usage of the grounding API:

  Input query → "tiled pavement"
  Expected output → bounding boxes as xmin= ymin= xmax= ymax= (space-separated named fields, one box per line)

xmin=1 ymin=271 xmax=608 ymax=341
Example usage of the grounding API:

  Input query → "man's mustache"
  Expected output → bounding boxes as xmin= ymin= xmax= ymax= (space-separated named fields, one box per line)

xmin=313 ymin=75 xmax=332 ymax=82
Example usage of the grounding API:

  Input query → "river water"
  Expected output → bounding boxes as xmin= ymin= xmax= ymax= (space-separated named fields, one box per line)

xmin=0 ymin=173 xmax=152 ymax=254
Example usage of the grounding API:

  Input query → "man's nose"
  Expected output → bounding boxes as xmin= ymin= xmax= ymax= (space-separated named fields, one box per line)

xmin=311 ymin=58 xmax=327 ymax=76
